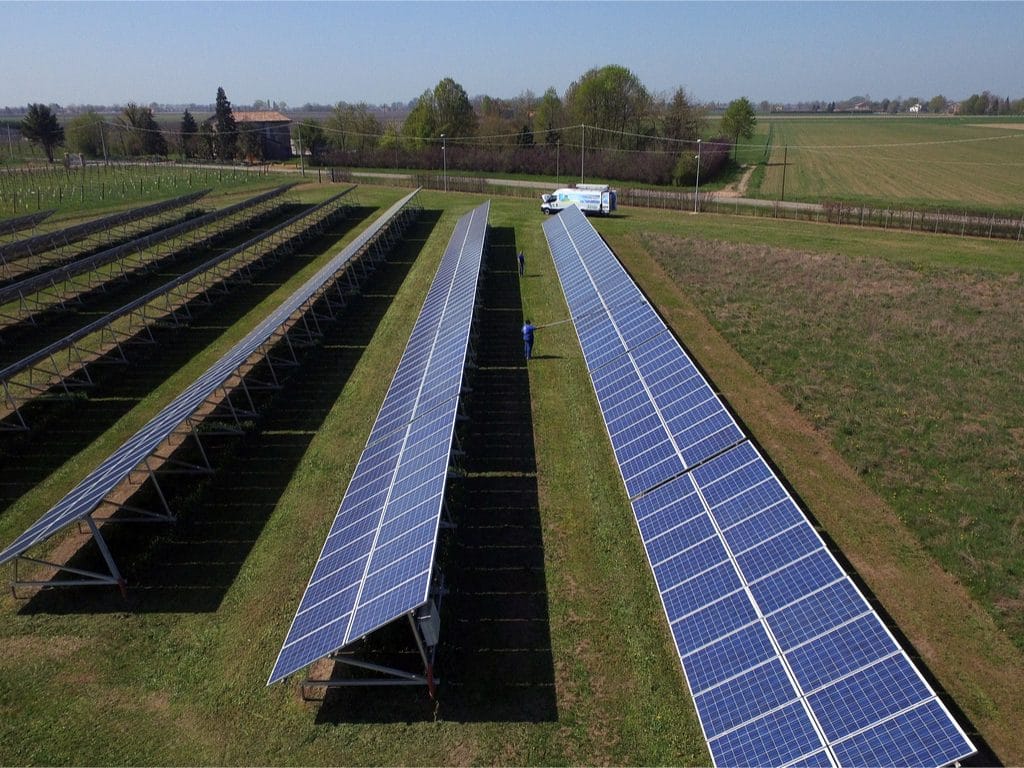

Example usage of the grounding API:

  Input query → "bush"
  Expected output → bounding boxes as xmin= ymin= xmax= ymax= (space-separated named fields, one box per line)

xmin=317 ymin=138 xmax=736 ymax=188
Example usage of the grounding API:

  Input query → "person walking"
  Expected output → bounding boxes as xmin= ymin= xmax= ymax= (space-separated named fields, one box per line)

xmin=521 ymin=319 xmax=536 ymax=361
xmin=517 ymin=250 xmax=525 ymax=277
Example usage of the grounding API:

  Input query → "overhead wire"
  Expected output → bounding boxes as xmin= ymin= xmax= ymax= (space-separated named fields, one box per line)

xmin=85 ymin=114 xmax=1024 ymax=168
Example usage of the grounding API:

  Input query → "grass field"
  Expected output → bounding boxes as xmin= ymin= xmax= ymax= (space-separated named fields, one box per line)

xmin=744 ymin=115 xmax=1024 ymax=210
xmin=1 ymin=188 xmax=1023 ymax=764
xmin=0 ymin=162 xmax=291 ymax=219
xmin=595 ymin=206 xmax=1024 ymax=763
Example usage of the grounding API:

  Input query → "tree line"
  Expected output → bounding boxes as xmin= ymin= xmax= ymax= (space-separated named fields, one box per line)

xmin=18 ymin=69 xmax=753 ymax=186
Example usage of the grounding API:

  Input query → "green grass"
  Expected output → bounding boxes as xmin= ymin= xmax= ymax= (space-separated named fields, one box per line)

xmin=0 ymin=162 xmax=293 ymax=218
xmin=0 ymin=189 xmax=707 ymax=765
xmin=749 ymin=114 xmax=1024 ymax=209
xmin=595 ymin=205 xmax=1024 ymax=762
xmin=3 ymin=188 xmax=1023 ymax=764
xmin=637 ymin=224 xmax=1024 ymax=641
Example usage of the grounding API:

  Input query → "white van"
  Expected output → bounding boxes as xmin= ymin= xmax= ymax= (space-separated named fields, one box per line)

xmin=540 ymin=184 xmax=617 ymax=215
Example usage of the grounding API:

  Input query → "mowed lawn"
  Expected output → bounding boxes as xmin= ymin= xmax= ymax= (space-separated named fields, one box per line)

xmin=750 ymin=115 xmax=1024 ymax=209
xmin=2 ymin=188 xmax=1023 ymax=764
xmin=0 ymin=189 xmax=706 ymax=765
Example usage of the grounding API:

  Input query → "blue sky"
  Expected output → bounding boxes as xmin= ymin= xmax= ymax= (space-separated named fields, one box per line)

xmin=1 ymin=1 xmax=1021 ymax=107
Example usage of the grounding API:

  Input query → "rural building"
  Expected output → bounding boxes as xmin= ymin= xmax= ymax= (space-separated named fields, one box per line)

xmin=233 ymin=110 xmax=292 ymax=160
xmin=908 ymin=102 xmax=922 ymax=113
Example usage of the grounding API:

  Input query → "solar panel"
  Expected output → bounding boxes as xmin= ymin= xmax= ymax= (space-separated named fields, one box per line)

xmin=269 ymin=201 xmax=490 ymax=686
xmin=0 ymin=184 xmax=292 ymax=313
xmin=0 ymin=190 xmax=422 ymax=583
xmin=0 ymin=190 xmax=210 ymax=265
xmin=1 ymin=187 xmax=357 ymax=431
xmin=0 ymin=209 xmax=54 ymax=238
xmin=543 ymin=205 xmax=974 ymax=768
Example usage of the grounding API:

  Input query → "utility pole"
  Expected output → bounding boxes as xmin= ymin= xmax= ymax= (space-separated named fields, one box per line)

xmin=694 ymin=139 xmax=702 ymax=213
xmin=99 ymin=120 xmax=108 ymax=165
xmin=780 ymin=145 xmax=788 ymax=202
xmin=580 ymin=124 xmax=585 ymax=184
xmin=298 ymin=131 xmax=305 ymax=177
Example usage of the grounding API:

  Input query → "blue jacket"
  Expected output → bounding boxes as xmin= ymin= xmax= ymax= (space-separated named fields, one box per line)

xmin=522 ymin=323 xmax=536 ymax=342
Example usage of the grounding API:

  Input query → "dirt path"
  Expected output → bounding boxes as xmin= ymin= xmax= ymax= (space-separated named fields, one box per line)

xmin=715 ymin=164 xmax=757 ymax=198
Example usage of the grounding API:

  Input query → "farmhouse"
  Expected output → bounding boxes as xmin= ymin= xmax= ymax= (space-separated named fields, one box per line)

xmin=233 ymin=110 xmax=292 ymax=160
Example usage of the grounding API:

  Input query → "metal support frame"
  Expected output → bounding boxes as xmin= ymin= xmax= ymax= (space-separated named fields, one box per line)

xmin=4 ymin=191 xmax=421 ymax=593
xmin=0 ymin=191 xmax=208 ymax=283
xmin=300 ymin=577 xmax=446 ymax=701
xmin=11 ymin=516 xmax=126 ymax=598
xmin=0 ymin=189 xmax=291 ymax=332
xmin=0 ymin=191 xmax=355 ymax=431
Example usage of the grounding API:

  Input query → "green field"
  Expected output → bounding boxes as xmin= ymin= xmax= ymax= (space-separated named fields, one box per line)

xmin=744 ymin=115 xmax=1024 ymax=209
xmin=0 ymin=162 xmax=291 ymax=219
xmin=1 ymin=187 xmax=1023 ymax=764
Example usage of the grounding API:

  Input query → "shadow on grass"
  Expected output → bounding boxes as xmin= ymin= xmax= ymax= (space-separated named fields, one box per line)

xmin=312 ymin=226 xmax=557 ymax=724
xmin=0 ymin=203 xmax=305 ymax=359
xmin=0 ymin=206 xmax=376 ymax=512
xmin=15 ymin=209 xmax=441 ymax=616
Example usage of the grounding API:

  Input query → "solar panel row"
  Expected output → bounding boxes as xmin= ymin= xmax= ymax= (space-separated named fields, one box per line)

xmin=0 ymin=209 xmax=54 ymax=238
xmin=0 ymin=189 xmax=210 ymax=265
xmin=543 ymin=205 xmax=974 ymax=768
xmin=269 ymin=201 xmax=490 ymax=686
xmin=0 ymin=184 xmax=292 ymax=311
xmin=0 ymin=186 xmax=357 ymax=431
xmin=0 ymin=190 xmax=422 ymax=580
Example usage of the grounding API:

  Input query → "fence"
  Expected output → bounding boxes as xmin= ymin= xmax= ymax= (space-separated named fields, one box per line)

xmin=63 ymin=164 xmax=1021 ymax=245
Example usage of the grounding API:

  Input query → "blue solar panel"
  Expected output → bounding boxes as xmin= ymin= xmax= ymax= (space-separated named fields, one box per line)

xmin=269 ymin=201 xmax=490 ymax=685
xmin=0 ymin=190 xmax=423 ymax=573
xmin=543 ymin=205 xmax=974 ymax=767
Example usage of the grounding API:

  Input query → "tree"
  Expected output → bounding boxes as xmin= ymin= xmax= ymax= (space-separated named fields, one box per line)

xmin=21 ymin=103 xmax=65 ymax=162
xmin=564 ymin=64 xmax=652 ymax=149
xmin=214 ymin=86 xmax=238 ymax=161
xmin=400 ymin=89 xmax=437 ymax=145
xmin=516 ymin=124 xmax=534 ymax=148
xmin=180 ymin=109 xmax=198 ymax=158
xmin=720 ymin=97 xmax=756 ymax=158
xmin=238 ymin=123 xmax=263 ymax=161
xmin=928 ymin=95 xmax=948 ymax=114
xmin=296 ymin=118 xmax=327 ymax=159
xmin=196 ymin=123 xmax=215 ymax=160
xmin=118 ymin=103 xmax=167 ymax=156
xmin=661 ymin=87 xmax=706 ymax=143
xmin=533 ymin=86 xmax=564 ymax=147
xmin=433 ymin=77 xmax=477 ymax=137
xmin=326 ymin=102 xmax=382 ymax=151
xmin=66 ymin=111 xmax=105 ymax=158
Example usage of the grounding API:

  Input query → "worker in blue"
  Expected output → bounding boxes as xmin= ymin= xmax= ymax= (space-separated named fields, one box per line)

xmin=521 ymin=319 xmax=536 ymax=360
xmin=517 ymin=250 xmax=525 ymax=277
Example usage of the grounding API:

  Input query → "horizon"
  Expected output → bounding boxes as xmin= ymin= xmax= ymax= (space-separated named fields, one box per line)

xmin=1 ymin=1 xmax=1021 ymax=109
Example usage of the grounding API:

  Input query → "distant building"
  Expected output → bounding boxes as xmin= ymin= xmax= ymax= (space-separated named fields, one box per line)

xmin=908 ymin=103 xmax=922 ymax=113
xmin=851 ymin=101 xmax=872 ymax=112
xmin=234 ymin=110 xmax=292 ymax=160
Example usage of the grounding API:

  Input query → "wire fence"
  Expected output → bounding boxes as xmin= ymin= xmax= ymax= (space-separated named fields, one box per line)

xmin=346 ymin=170 xmax=1024 ymax=243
